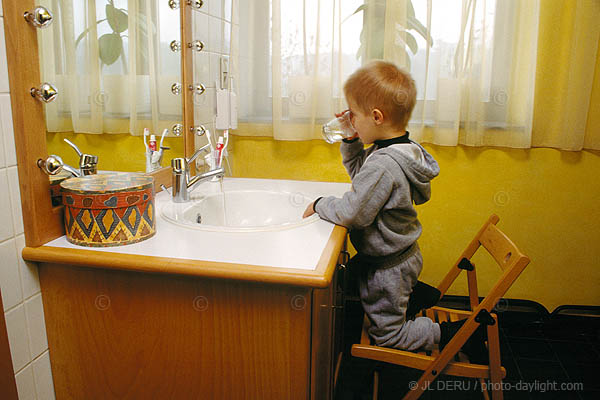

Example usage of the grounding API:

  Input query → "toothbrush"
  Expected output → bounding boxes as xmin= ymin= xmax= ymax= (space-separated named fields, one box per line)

xmin=219 ymin=129 xmax=229 ymax=168
xmin=144 ymin=128 xmax=153 ymax=173
xmin=215 ymin=136 xmax=224 ymax=168
xmin=152 ymin=129 xmax=170 ymax=168
xmin=143 ymin=128 xmax=150 ymax=151
xmin=159 ymin=128 xmax=168 ymax=148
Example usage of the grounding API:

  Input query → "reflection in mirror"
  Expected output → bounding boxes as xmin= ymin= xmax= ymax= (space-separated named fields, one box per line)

xmin=38 ymin=0 xmax=184 ymax=173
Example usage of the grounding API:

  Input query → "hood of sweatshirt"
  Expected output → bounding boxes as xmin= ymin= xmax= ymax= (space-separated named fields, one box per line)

xmin=374 ymin=141 xmax=440 ymax=205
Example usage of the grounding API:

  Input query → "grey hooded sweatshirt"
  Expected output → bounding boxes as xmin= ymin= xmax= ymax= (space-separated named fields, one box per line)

xmin=315 ymin=135 xmax=440 ymax=257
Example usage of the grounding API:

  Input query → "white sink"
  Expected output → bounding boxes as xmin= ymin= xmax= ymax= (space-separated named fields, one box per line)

xmin=160 ymin=189 xmax=319 ymax=232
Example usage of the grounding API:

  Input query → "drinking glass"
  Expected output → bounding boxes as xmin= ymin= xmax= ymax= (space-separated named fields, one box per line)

xmin=322 ymin=111 xmax=357 ymax=143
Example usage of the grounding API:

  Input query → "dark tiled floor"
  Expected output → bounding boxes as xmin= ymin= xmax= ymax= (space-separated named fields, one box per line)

xmin=335 ymin=300 xmax=600 ymax=400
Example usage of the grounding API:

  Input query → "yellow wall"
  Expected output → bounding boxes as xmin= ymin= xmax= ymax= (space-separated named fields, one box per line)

xmin=47 ymin=132 xmax=184 ymax=173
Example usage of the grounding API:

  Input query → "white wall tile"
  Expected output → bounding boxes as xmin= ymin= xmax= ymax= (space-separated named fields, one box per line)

xmin=0 ymin=238 xmax=21 ymax=311
xmin=194 ymin=88 xmax=216 ymax=125
xmin=193 ymin=12 xmax=209 ymax=48
xmin=209 ymin=53 xmax=221 ymax=89
xmin=0 ymin=94 xmax=17 ymax=167
xmin=0 ymin=117 xmax=5 ymax=168
xmin=5 ymin=304 xmax=31 ymax=372
xmin=0 ymin=22 xmax=10 ymax=93
xmin=7 ymin=166 xmax=24 ymax=235
xmin=33 ymin=351 xmax=56 ymax=400
xmin=193 ymin=51 xmax=210 ymax=85
xmin=208 ymin=0 xmax=223 ymax=19
xmin=15 ymin=364 xmax=36 ymax=400
xmin=0 ymin=169 xmax=15 ymax=242
xmin=25 ymin=294 xmax=48 ymax=358
xmin=209 ymin=16 xmax=222 ymax=53
xmin=16 ymin=235 xmax=41 ymax=299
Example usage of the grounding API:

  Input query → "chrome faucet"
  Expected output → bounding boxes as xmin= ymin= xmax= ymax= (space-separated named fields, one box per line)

xmin=63 ymin=139 xmax=98 ymax=176
xmin=37 ymin=139 xmax=98 ymax=178
xmin=170 ymin=144 xmax=225 ymax=203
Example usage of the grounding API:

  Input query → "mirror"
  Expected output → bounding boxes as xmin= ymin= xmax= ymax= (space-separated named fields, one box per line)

xmin=37 ymin=0 xmax=184 ymax=174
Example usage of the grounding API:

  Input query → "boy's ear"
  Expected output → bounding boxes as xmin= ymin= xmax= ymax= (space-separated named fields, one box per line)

xmin=371 ymin=108 xmax=384 ymax=125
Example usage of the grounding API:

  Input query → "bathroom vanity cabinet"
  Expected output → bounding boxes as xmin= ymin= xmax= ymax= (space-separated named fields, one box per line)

xmin=30 ymin=241 xmax=345 ymax=400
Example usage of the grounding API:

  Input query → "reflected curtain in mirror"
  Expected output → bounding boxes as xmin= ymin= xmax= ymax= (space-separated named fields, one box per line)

xmin=38 ymin=0 xmax=181 ymax=136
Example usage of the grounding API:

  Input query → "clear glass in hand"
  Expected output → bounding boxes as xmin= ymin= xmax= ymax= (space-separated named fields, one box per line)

xmin=322 ymin=111 xmax=357 ymax=143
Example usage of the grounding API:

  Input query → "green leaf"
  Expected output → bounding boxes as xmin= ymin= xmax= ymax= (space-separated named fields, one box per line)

xmin=352 ymin=4 xmax=368 ymax=16
xmin=395 ymin=29 xmax=418 ymax=55
xmin=74 ymin=19 xmax=107 ymax=47
xmin=106 ymin=4 xmax=128 ymax=34
xmin=99 ymin=33 xmax=123 ymax=65
xmin=408 ymin=16 xmax=433 ymax=47
xmin=407 ymin=0 xmax=415 ymax=19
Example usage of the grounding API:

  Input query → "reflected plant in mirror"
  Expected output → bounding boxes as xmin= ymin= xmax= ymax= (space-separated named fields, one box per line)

xmin=38 ymin=0 xmax=184 ymax=173
xmin=75 ymin=0 xmax=136 ymax=67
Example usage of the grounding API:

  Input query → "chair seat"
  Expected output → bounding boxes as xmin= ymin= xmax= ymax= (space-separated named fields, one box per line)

xmin=351 ymin=306 xmax=507 ymax=380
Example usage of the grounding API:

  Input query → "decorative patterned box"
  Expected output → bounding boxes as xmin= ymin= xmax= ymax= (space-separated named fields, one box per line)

xmin=60 ymin=172 xmax=155 ymax=247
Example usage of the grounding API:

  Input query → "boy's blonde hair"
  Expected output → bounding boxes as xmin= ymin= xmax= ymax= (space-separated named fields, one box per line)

xmin=344 ymin=61 xmax=416 ymax=129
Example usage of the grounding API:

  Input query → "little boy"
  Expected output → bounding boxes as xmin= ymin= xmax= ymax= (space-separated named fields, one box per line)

xmin=303 ymin=61 xmax=486 ymax=359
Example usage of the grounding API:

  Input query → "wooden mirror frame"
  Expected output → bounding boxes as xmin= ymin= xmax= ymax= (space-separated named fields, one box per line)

xmin=3 ymin=0 xmax=195 ymax=247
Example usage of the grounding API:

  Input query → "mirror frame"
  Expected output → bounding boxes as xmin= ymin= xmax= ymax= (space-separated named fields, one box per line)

xmin=3 ymin=0 xmax=195 ymax=247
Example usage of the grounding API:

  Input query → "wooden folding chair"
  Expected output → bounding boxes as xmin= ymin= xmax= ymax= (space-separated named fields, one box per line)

xmin=351 ymin=215 xmax=530 ymax=400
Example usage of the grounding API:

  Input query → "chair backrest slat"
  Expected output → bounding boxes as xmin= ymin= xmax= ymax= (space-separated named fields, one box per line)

xmin=478 ymin=223 xmax=525 ymax=271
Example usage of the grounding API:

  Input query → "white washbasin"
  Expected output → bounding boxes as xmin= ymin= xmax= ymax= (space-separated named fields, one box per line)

xmin=160 ymin=189 xmax=319 ymax=232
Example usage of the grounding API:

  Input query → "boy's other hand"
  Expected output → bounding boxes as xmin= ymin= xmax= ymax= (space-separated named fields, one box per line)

xmin=303 ymin=201 xmax=316 ymax=218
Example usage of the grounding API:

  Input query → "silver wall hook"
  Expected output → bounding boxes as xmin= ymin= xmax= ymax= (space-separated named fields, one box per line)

xmin=30 ymin=82 xmax=58 ymax=103
xmin=37 ymin=155 xmax=64 ymax=176
xmin=24 ymin=6 xmax=53 ymax=29
xmin=189 ymin=83 xmax=206 ymax=95
xmin=172 ymin=124 xmax=184 ymax=137
xmin=188 ymin=40 xmax=205 ymax=52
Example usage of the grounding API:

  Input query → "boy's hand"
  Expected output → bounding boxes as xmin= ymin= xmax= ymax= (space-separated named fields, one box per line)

xmin=303 ymin=201 xmax=316 ymax=218
xmin=335 ymin=109 xmax=350 ymax=118
xmin=336 ymin=109 xmax=359 ymax=140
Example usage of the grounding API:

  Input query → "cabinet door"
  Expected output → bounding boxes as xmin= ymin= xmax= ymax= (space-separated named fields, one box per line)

xmin=310 ymin=245 xmax=347 ymax=400
xmin=310 ymin=274 xmax=334 ymax=400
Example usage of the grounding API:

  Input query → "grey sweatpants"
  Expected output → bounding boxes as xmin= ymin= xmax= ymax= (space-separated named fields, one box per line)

xmin=357 ymin=244 xmax=441 ymax=351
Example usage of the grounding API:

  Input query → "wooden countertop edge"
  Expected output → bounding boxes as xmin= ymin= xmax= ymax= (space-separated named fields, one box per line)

xmin=22 ymin=225 xmax=348 ymax=289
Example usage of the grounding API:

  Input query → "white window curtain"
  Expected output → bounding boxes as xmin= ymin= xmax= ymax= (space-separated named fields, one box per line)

xmin=239 ymin=0 xmax=541 ymax=147
xmin=38 ymin=0 xmax=182 ymax=136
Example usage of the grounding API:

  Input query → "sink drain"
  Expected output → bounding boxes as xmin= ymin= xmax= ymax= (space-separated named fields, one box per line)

xmin=196 ymin=213 xmax=202 ymax=224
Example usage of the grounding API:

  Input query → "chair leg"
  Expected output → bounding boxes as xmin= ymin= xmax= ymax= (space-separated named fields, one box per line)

xmin=372 ymin=369 xmax=379 ymax=400
xmin=487 ymin=318 xmax=504 ymax=400
xmin=479 ymin=379 xmax=490 ymax=400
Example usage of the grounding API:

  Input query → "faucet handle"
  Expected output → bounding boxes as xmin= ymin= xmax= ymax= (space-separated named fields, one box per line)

xmin=186 ymin=144 xmax=212 ymax=166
